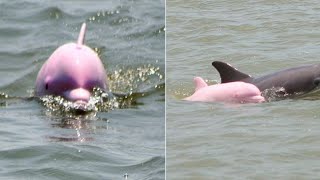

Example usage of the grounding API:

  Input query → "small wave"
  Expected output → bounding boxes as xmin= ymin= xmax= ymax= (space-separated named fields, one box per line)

xmin=0 ymin=145 xmax=164 ymax=179
xmin=86 ymin=6 xmax=139 ymax=26
xmin=0 ymin=26 xmax=29 ymax=38
xmin=28 ymin=7 xmax=74 ymax=21
xmin=109 ymin=64 xmax=164 ymax=95
xmin=261 ymin=87 xmax=320 ymax=102
xmin=120 ymin=24 xmax=165 ymax=41
xmin=0 ymin=65 xmax=37 ymax=95
xmin=121 ymin=156 xmax=164 ymax=169
xmin=294 ymin=88 xmax=320 ymax=100
xmin=116 ymin=156 xmax=165 ymax=180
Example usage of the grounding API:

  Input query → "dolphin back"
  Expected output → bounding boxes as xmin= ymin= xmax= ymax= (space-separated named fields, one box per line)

xmin=212 ymin=61 xmax=253 ymax=83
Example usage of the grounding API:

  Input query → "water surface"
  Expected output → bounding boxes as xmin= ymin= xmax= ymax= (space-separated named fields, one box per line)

xmin=167 ymin=0 xmax=320 ymax=179
xmin=0 ymin=0 xmax=164 ymax=179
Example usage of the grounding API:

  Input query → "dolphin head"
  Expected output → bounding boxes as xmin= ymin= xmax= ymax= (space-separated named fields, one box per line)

xmin=35 ymin=23 xmax=108 ymax=104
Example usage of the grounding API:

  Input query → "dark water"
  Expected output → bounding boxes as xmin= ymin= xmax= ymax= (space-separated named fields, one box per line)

xmin=167 ymin=0 xmax=320 ymax=179
xmin=0 ymin=0 xmax=164 ymax=179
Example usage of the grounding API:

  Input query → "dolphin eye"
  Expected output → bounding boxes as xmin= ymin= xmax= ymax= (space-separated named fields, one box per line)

xmin=45 ymin=83 xmax=49 ymax=90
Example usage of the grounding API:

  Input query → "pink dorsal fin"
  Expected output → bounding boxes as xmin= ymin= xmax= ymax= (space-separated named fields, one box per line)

xmin=77 ymin=23 xmax=86 ymax=48
xmin=193 ymin=77 xmax=208 ymax=91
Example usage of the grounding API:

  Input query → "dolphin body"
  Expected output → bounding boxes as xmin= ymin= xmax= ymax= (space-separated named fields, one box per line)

xmin=184 ymin=77 xmax=265 ymax=103
xmin=35 ymin=23 xmax=108 ymax=105
xmin=212 ymin=61 xmax=320 ymax=97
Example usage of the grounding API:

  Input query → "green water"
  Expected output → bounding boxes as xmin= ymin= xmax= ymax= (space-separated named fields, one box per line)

xmin=3 ymin=0 xmax=320 ymax=179
xmin=0 ymin=0 xmax=164 ymax=179
xmin=167 ymin=0 xmax=320 ymax=179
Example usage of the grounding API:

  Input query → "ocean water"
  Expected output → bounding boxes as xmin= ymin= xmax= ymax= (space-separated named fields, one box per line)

xmin=167 ymin=0 xmax=320 ymax=179
xmin=0 ymin=0 xmax=164 ymax=179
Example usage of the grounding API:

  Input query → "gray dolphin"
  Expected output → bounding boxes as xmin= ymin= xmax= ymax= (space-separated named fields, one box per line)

xmin=212 ymin=61 xmax=320 ymax=97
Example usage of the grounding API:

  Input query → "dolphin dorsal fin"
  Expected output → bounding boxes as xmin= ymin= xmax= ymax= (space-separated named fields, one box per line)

xmin=77 ymin=23 xmax=86 ymax=48
xmin=193 ymin=77 xmax=208 ymax=91
xmin=212 ymin=61 xmax=252 ymax=83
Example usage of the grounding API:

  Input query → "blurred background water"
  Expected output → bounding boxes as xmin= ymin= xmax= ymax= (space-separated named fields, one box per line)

xmin=0 ymin=0 xmax=164 ymax=179
xmin=167 ymin=0 xmax=320 ymax=179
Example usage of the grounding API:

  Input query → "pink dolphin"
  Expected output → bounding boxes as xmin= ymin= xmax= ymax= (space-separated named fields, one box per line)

xmin=184 ymin=77 xmax=265 ymax=103
xmin=35 ymin=23 xmax=108 ymax=104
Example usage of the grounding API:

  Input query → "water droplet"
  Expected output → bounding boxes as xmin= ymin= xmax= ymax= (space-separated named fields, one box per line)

xmin=123 ymin=173 xmax=128 ymax=179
